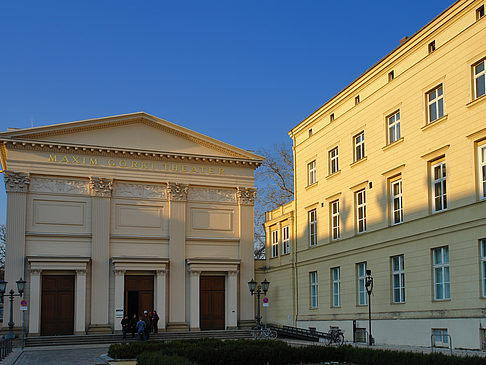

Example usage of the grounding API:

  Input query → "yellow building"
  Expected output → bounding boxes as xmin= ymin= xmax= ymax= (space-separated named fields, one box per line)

xmin=260 ymin=0 xmax=486 ymax=349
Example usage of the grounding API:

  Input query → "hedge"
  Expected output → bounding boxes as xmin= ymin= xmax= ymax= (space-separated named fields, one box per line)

xmin=107 ymin=338 xmax=486 ymax=365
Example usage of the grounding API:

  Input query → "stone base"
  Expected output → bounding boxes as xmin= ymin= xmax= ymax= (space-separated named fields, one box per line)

xmin=74 ymin=331 xmax=86 ymax=335
xmin=87 ymin=324 xmax=112 ymax=334
xmin=190 ymin=327 xmax=200 ymax=331
xmin=27 ymin=332 xmax=40 ymax=337
xmin=238 ymin=319 xmax=256 ymax=328
xmin=166 ymin=322 xmax=189 ymax=332
xmin=226 ymin=326 xmax=238 ymax=330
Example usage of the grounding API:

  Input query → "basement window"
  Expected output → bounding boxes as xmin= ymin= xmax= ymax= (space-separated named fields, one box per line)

xmin=330 ymin=113 xmax=335 ymax=122
xmin=428 ymin=41 xmax=436 ymax=54
xmin=388 ymin=70 xmax=395 ymax=82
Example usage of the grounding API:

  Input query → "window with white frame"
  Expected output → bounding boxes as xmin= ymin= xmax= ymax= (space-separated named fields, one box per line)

xmin=432 ymin=329 xmax=449 ymax=347
xmin=329 ymin=147 xmax=339 ymax=175
xmin=354 ymin=132 xmax=365 ymax=162
xmin=271 ymin=230 xmax=279 ymax=258
xmin=433 ymin=246 xmax=450 ymax=300
xmin=357 ymin=262 xmax=367 ymax=305
xmin=387 ymin=110 xmax=401 ymax=144
xmin=427 ymin=85 xmax=444 ymax=123
xmin=282 ymin=226 xmax=290 ymax=255
xmin=310 ymin=271 xmax=318 ymax=308
xmin=332 ymin=267 xmax=341 ymax=307
xmin=479 ymin=142 xmax=486 ymax=200
xmin=308 ymin=160 xmax=316 ymax=185
xmin=392 ymin=255 xmax=405 ymax=303
xmin=330 ymin=200 xmax=340 ymax=240
xmin=474 ymin=58 xmax=485 ymax=100
xmin=308 ymin=209 xmax=317 ymax=246
xmin=391 ymin=179 xmax=403 ymax=225
xmin=356 ymin=189 xmax=367 ymax=233
xmin=431 ymin=161 xmax=447 ymax=213
xmin=481 ymin=239 xmax=486 ymax=297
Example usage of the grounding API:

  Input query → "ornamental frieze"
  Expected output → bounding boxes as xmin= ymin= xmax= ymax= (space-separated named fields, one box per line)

xmin=30 ymin=177 xmax=89 ymax=195
xmin=89 ymin=177 xmax=113 ymax=197
xmin=4 ymin=171 xmax=30 ymax=193
xmin=237 ymin=187 xmax=257 ymax=205
xmin=167 ymin=182 xmax=188 ymax=201
xmin=113 ymin=182 xmax=167 ymax=199
xmin=187 ymin=187 xmax=236 ymax=203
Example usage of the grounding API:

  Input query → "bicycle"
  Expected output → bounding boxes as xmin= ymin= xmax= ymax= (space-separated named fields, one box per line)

xmin=251 ymin=325 xmax=278 ymax=340
xmin=322 ymin=328 xmax=344 ymax=346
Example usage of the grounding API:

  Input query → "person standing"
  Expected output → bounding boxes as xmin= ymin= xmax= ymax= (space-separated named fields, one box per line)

xmin=129 ymin=314 xmax=137 ymax=338
xmin=136 ymin=318 xmax=146 ymax=341
xmin=143 ymin=310 xmax=151 ymax=340
xmin=121 ymin=315 xmax=129 ymax=340
xmin=152 ymin=311 xmax=160 ymax=333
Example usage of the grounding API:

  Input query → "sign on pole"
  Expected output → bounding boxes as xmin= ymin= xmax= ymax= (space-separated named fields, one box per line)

xmin=262 ymin=297 xmax=269 ymax=307
xmin=20 ymin=299 xmax=28 ymax=311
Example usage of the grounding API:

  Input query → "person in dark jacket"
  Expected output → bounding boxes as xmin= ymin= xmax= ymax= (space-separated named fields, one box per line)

xmin=152 ymin=311 xmax=160 ymax=333
xmin=121 ymin=315 xmax=129 ymax=340
xmin=129 ymin=314 xmax=137 ymax=338
xmin=143 ymin=310 xmax=151 ymax=340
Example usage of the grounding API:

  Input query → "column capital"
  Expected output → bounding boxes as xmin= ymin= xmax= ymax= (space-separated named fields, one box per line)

xmin=228 ymin=270 xmax=238 ymax=277
xmin=156 ymin=269 xmax=167 ymax=275
xmin=4 ymin=171 xmax=30 ymax=193
xmin=30 ymin=268 xmax=42 ymax=275
xmin=76 ymin=269 xmax=87 ymax=276
xmin=237 ymin=187 xmax=257 ymax=206
xmin=89 ymin=177 xmax=113 ymax=197
xmin=167 ymin=182 xmax=188 ymax=201
xmin=113 ymin=269 xmax=126 ymax=276
xmin=189 ymin=270 xmax=201 ymax=277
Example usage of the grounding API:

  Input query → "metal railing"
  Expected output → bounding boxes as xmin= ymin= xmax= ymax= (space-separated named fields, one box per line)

xmin=431 ymin=333 xmax=453 ymax=356
xmin=0 ymin=337 xmax=13 ymax=360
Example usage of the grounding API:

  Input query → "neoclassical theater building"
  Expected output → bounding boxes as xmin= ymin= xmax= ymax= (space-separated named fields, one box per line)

xmin=0 ymin=112 xmax=263 ymax=335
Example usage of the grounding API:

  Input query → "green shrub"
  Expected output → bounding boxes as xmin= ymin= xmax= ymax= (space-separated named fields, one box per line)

xmin=137 ymin=352 xmax=197 ymax=365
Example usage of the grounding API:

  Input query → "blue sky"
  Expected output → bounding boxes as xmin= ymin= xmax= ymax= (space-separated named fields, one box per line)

xmin=0 ymin=0 xmax=454 ymax=224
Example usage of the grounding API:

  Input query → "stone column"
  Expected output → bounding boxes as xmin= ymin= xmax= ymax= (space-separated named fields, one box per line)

xmin=237 ymin=187 xmax=257 ymax=327
xmin=113 ymin=269 xmax=125 ymax=332
xmin=3 ymin=171 xmax=30 ymax=330
xmin=88 ymin=177 xmax=112 ymax=333
xmin=166 ymin=182 xmax=189 ymax=331
xmin=189 ymin=270 xmax=200 ymax=331
xmin=75 ymin=269 xmax=87 ymax=334
xmin=227 ymin=270 xmax=238 ymax=329
xmin=155 ymin=269 xmax=167 ymax=331
xmin=28 ymin=268 xmax=41 ymax=335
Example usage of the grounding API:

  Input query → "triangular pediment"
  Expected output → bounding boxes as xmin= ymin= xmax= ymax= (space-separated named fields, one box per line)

xmin=0 ymin=112 xmax=262 ymax=160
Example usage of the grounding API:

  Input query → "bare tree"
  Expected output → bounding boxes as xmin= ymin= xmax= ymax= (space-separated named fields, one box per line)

xmin=254 ymin=142 xmax=294 ymax=258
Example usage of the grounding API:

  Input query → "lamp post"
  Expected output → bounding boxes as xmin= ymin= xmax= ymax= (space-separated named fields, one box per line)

xmin=0 ymin=278 xmax=26 ymax=339
xmin=248 ymin=278 xmax=270 ymax=328
xmin=365 ymin=269 xmax=373 ymax=346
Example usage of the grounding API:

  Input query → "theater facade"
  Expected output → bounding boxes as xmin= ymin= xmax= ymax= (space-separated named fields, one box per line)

xmin=0 ymin=112 xmax=263 ymax=335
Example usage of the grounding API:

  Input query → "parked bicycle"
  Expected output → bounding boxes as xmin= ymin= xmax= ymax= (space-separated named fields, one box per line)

xmin=322 ymin=328 xmax=344 ymax=346
xmin=251 ymin=325 xmax=278 ymax=340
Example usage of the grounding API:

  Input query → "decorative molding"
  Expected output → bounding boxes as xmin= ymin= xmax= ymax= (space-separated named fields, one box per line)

xmin=4 ymin=171 xmax=30 ymax=193
xmin=30 ymin=268 xmax=42 ymax=275
xmin=189 ymin=270 xmax=201 ymax=277
xmin=113 ymin=182 xmax=166 ymax=199
xmin=236 ymin=187 xmax=257 ymax=205
xmin=89 ymin=177 xmax=113 ymax=197
xmin=156 ymin=269 xmax=167 ymax=275
xmin=30 ymin=177 xmax=89 ymax=195
xmin=227 ymin=271 xmax=238 ymax=277
xmin=167 ymin=182 xmax=188 ymax=202
xmin=113 ymin=269 xmax=126 ymax=276
xmin=76 ymin=269 xmax=87 ymax=276
xmin=188 ymin=187 xmax=236 ymax=203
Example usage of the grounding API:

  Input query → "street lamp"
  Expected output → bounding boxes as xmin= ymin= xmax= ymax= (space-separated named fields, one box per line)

xmin=365 ymin=269 xmax=373 ymax=346
xmin=248 ymin=278 xmax=270 ymax=328
xmin=0 ymin=278 xmax=26 ymax=339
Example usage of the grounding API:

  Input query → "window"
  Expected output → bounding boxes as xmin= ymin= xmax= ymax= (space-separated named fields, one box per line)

xmin=332 ymin=267 xmax=341 ymax=307
xmin=308 ymin=209 xmax=317 ymax=247
xmin=308 ymin=160 xmax=316 ymax=185
xmin=432 ymin=329 xmax=449 ymax=347
xmin=481 ymin=239 xmax=486 ymax=297
xmin=282 ymin=226 xmax=290 ymax=255
xmin=387 ymin=110 xmax=401 ymax=144
xmin=330 ymin=200 xmax=340 ymax=240
xmin=388 ymin=70 xmax=395 ymax=81
xmin=474 ymin=59 xmax=485 ymax=99
xmin=477 ymin=5 xmax=485 ymax=20
xmin=392 ymin=255 xmax=405 ymax=303
xmin=357 ymin=262 xmax=367 ymax=305
xmin=427 ymin=85 xmax=444 ymax=123
xmin=431 ymin=161 xmax=447 ymax=213
xmin=355 ymin=95 xmax=360 ymax=105
xmin=329 ymin=147 xmax=339 ymax=175
xmin=391 ymin=179 xmax=403 ymax=225
xmin=330 ymin=113 xmax=335 ymax=122
xmin=356 ymin=189 xmax=367 ymax=233
xmin=480 ymin=143 xmax=486 ymax=200
xmin=271 ymin=230 xmax=279 ymax=258
xmin=428 ymin=40 xmax=436 ymax=54
xmin=309 ymin=129 xmax=313 ymax=137
xmin=310 ymin=271 xmax=318 ymax=308
xmin=354 ymin=132 xmax=365 ymax=162
xmin=433 ymin=246 xmax=450 ymax=300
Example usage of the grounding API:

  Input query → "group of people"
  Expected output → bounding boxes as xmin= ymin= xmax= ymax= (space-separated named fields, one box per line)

xmin=121 ymin=310 xmax=160 ymax=341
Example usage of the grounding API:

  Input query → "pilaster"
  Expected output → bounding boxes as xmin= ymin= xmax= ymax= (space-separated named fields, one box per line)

xmin=167 ymin=182 xmax=189 ymax=331
xmin=227 ymin=270 xmax=238 ymax=329
xmin=189 ymin=270 xmax=201 ymax=331
xmin=28 ymin=268 xmax=41 ymax=335
xmin=113 ymin=269 xmax=125 ymax=332
xmin=155 ymin=269 xmax=167 ymax=331
xmin=88 ymin=177 xmax=112 ymax=333
xmin=75 ymin=269 xmax=87 ymax=334
xmin=3 ymin=171 xmax=30 ymax=329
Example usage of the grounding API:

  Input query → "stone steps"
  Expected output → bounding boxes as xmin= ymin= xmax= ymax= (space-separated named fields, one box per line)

xmin=24 ymin=329 xmax=252 ymax=347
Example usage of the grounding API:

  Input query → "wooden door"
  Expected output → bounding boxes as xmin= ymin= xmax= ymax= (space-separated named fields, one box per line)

xmin=200 ymin=276 xmax=225 ymax=330
xmin=41 ymin=275 xmax=75 ymax=336
xmin=125 ymin=275 xmax=154 ymax=319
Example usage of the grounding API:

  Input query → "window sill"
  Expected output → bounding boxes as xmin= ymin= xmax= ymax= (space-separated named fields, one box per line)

xmin=270 ymin=256 xmax=279 ymax=260
xmin=467 ymin=94 xmax=486 ymax=108
xmin=326 ymin=170 xmax=341 ymax=179
xmin=432 ymin=298 xmax=451 ymax=302
xmin=391 ymin=301 xmax=405 ymax=305
xmin=350 ymin=156 xmax=367 ymax=168
xmin=331 ymin=306 xmax=341 ymax=309
xmin=382 ymin=137 xmax=404 ymax=151
xmin=309 ymin=243 xmax=318 ymax=249
xmin=421 ymin=115 xmax=448 ymax=131
xmin=309 ymin=307 xmax=319 ymax=310
xmin=282 ymin=252 xmax=290 ymax=256
xmin=305 ymin=182 xmax=318 ymax=190
xmin=432 ymin=208 xmax=448 ymax=215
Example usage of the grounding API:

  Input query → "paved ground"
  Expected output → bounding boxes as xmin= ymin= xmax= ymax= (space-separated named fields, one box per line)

xmin=5 ymin=344 xmax=110 ymax=365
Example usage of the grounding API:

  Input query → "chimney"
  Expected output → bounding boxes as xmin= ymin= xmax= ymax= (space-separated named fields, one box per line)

xmin=399 ymin=36 xmax=408 ymax=45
